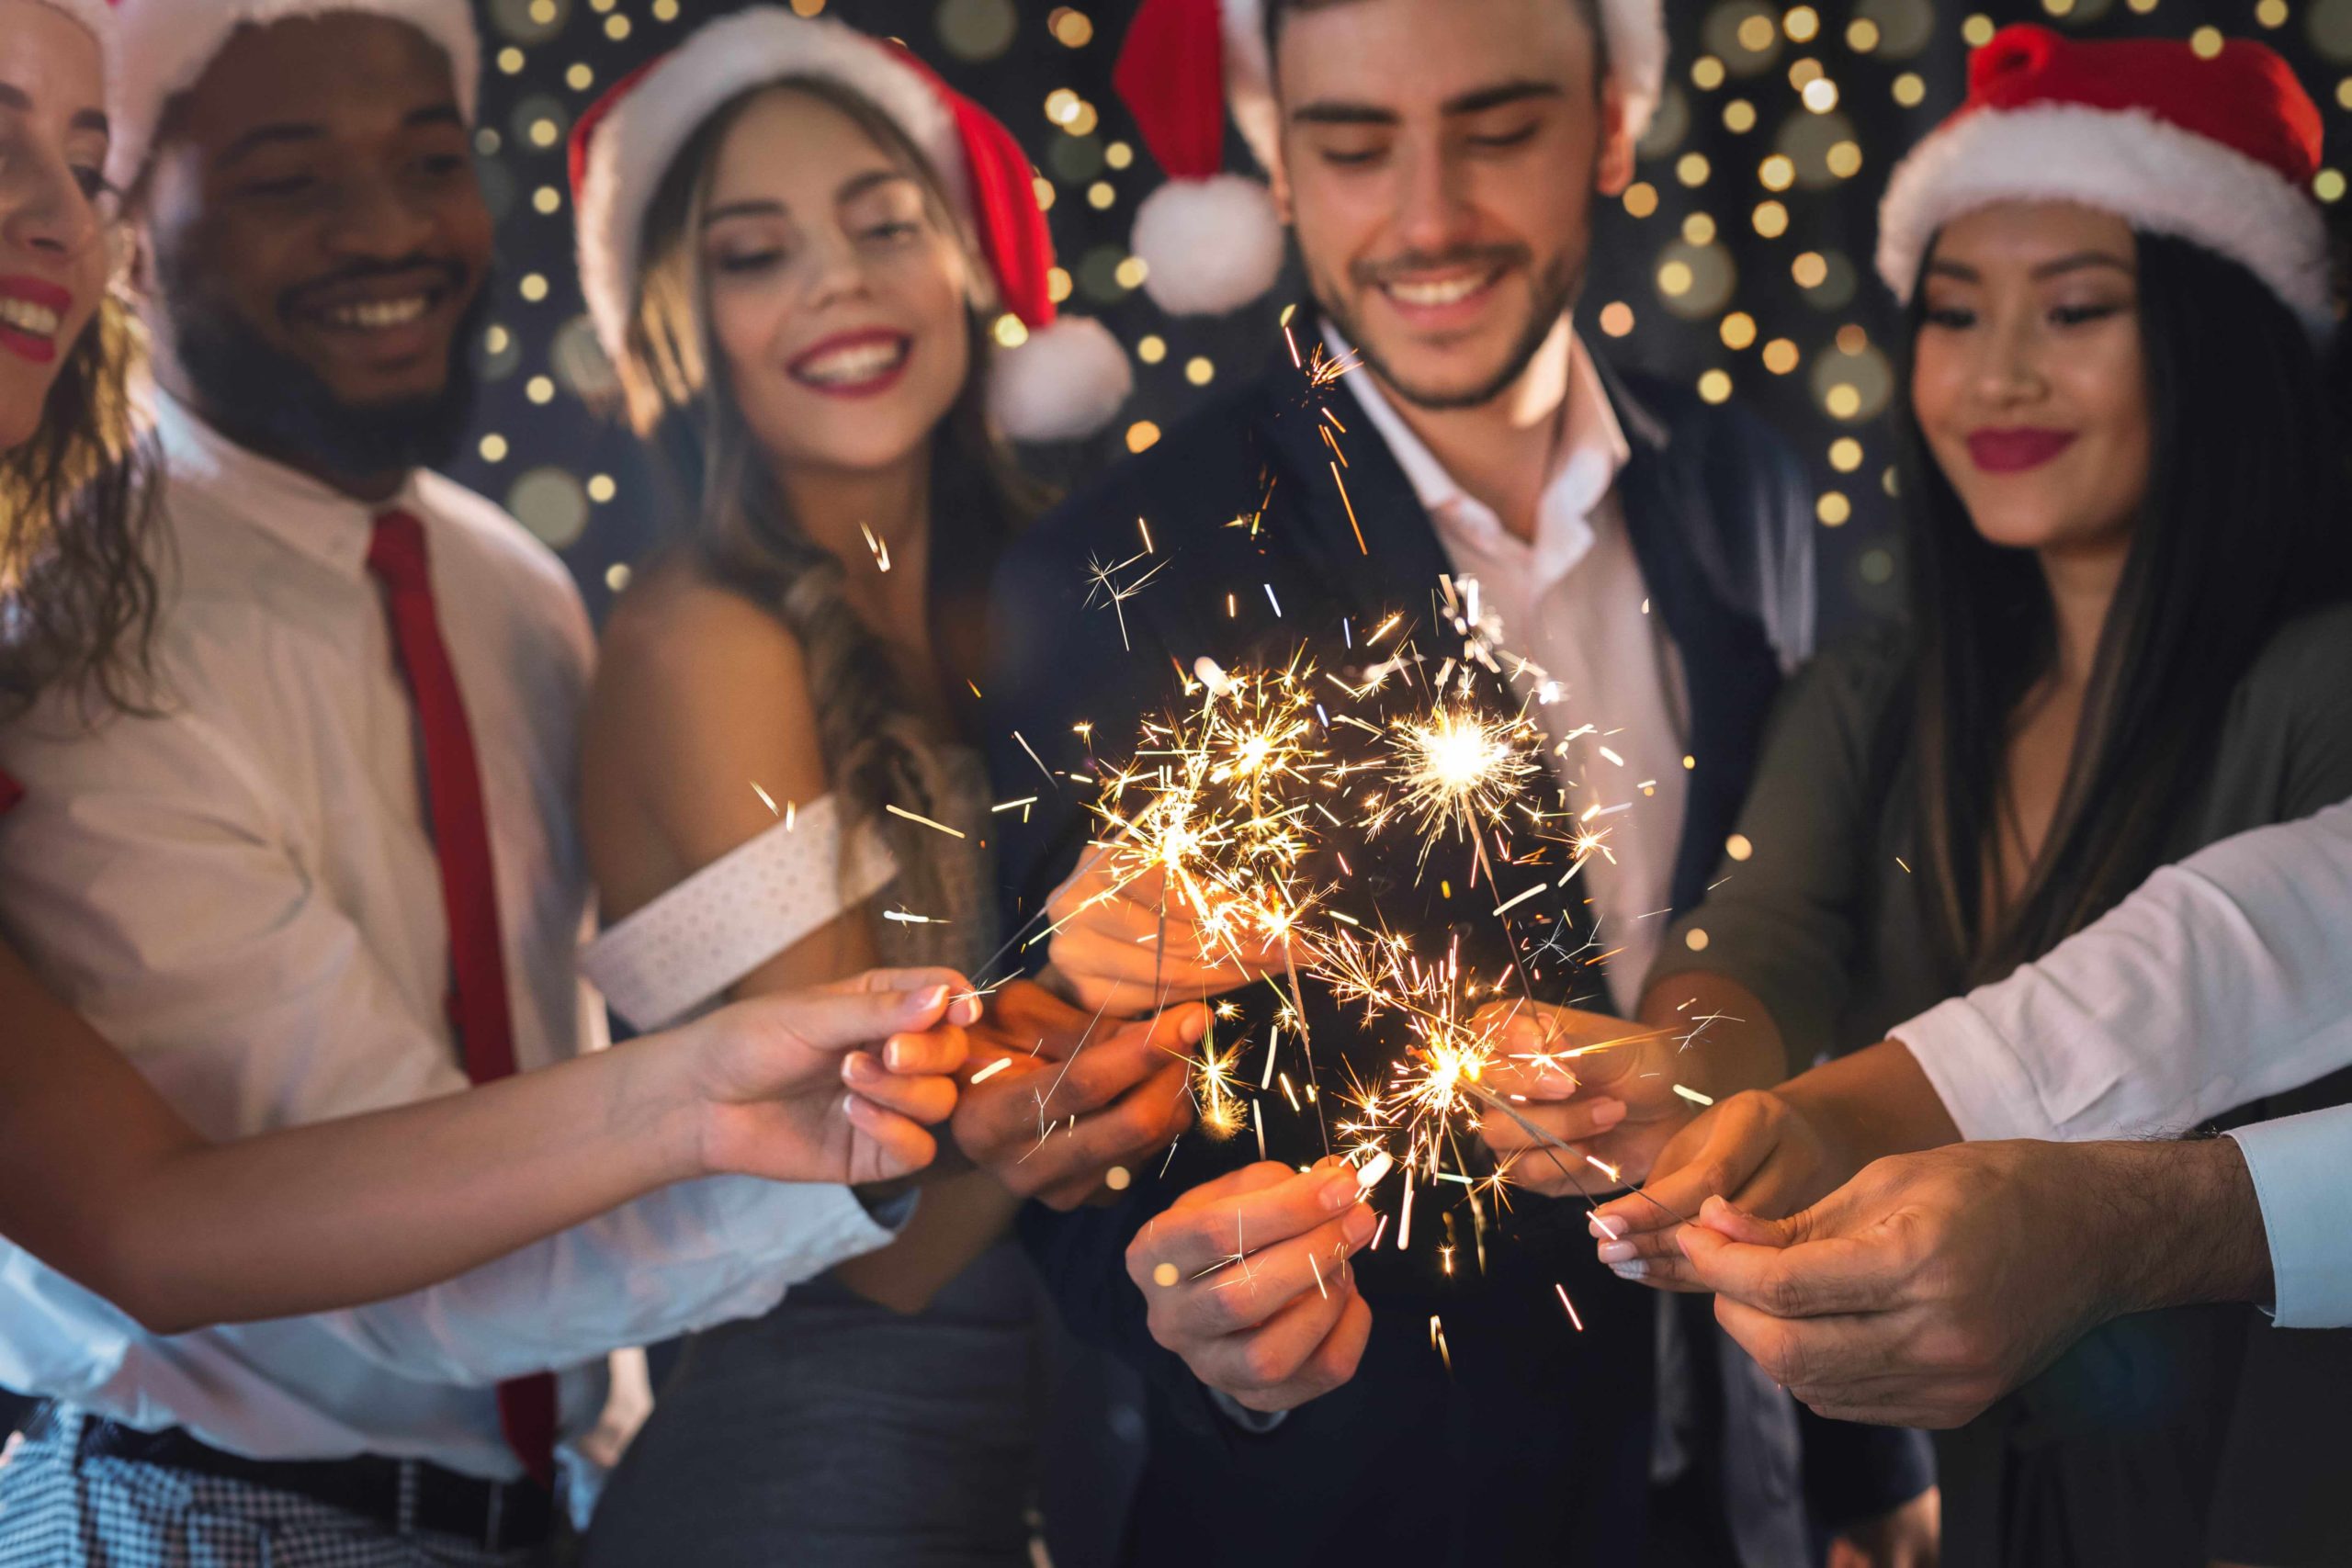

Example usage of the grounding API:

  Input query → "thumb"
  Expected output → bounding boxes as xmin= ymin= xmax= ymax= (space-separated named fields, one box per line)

xmin=740 ymin=978 xmax=962 ymax=1056
xmin=1695 ymin=1193 xmax=1810 ymax=1247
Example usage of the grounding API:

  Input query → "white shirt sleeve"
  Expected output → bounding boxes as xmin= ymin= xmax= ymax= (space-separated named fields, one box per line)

xmin=2226 ymin=1104 xmax=2352 ymax=1329
xmin=1894 ymin=798 xmax=2352 ymax=1143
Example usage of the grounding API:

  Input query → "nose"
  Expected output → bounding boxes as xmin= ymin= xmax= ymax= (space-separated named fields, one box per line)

xmin=0 ymin=142 xmax=104 ymax=266
xmin=1390 ymin=134 xmax=1476 ymax=258
xmin=798 ymin=224 xmax=875 ymax=314
xmin=320 ymin=168 xmax=437 ymax=261
xmin=1972 ymin=303 xmax=2047 ymax=408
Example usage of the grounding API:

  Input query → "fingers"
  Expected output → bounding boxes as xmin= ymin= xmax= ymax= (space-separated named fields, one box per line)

xmin=1591 ymin=1100 xmax=1765 ymax=1237
xmin=1678 ymin=1200 xmax=1906 ymax=1319
xmin=840 ymin=1096 xmax=938 ymax=1184
xmin=1168 ymin=1159 xmax=1304 ymax=1212
xmin=1132 ymin=1161 xmax=1371 ymax=1280
xmin=1481 ymin=1095 xmax=1629 ymax=1155
xmin=765 ymin=974 xmax=978 ymax=1054
xmin=1189 ymin=1262 xmax=1372 ymax=1405
xmin=1001 ymin=1060 xmax=1198 ymax=1209
xmin=1050 ymin=923 xmax=1256 ymax=1015
xmin=840 ymin=1051 xmax=959 ymax=1125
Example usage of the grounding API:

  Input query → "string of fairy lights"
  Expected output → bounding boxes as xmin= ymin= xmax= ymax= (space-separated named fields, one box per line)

xmin=454 ymin=0 xmax=2352 ymax=630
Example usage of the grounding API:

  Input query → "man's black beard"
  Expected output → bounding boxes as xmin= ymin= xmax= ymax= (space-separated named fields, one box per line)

xmin=1317 ymin=243 xmax=1583 ymax=412
xmin=155 ymin=244 xmax=490 ymax=481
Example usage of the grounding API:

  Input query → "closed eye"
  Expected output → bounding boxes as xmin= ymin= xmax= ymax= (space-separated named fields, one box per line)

xmin=1466 ymin=121 xmax=1541 ymax=150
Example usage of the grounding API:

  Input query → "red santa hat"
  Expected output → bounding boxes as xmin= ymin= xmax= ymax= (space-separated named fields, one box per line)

xmin=1111 ymin=0 xmax=1668 ymax=316
xmin=1878 ymin=24 xmax=2331 ymax=337
xmin=106 ymin=0 xmax=480 ymax=193
xmin=569 ymin=7 xmax=1130 ymax=445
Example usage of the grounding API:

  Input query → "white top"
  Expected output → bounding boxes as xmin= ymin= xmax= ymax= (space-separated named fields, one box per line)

xmin=0 ymin=393 xmax=899 ymax=1483
xmin=1331 ymin=322 xmax=1690 ymax=1013
xmin=1892 ymin=798 xmax=2352 ymax=1326
xmin=582 ymin=795 xmax=899 ymax=1032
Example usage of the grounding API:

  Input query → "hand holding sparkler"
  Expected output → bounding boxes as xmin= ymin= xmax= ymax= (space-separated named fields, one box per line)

xmin=1472 ymin=1001 xmax=1709 ymax=1199
xmin=1044 ymin=857 xmax=1285 ymax=1018
xmin=1126 ymin=1157 xmax=1381 ymax=1414
xmin=942 ymin=979 xmax=1208 ymax=1210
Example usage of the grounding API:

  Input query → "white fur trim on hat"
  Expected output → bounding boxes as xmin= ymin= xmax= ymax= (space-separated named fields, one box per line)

xmin=1878 ymin=102 xmax=2333 ymax=337
xmin=576 ymin=10 xmax=965 ymax=367
xmin=1219 ymin=0 xmax=1668 ymax=173
xmin=990 ymin=316 xmax=1134 ymax=443
xmin=1131 ymin=172 xmax=1286 ymax=316
xmin=107 ymin=0 xmax=481 ymax=192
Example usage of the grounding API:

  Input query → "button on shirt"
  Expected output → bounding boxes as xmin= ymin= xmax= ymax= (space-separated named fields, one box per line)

xmin=1892 ymin=797 xmax=2352 ymax=1327
xmin=1331 ymin=324 xmax=1690 ymax=1013
xmin=0 ymin=392 xmax=900 ymax=1480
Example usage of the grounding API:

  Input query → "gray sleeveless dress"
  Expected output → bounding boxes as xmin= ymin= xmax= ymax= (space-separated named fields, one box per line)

xmin=583 ymin=751 xmax=1044 ymax=1566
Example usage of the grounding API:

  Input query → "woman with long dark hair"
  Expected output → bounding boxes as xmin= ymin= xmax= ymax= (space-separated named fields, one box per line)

xmin=0 ymin=0 xmax=967 ymax=1336
xmin=1477 ymin=26 xmax=2352 ymax=1566
xmin=560 ymin=11 xmax=1154 ymax=1562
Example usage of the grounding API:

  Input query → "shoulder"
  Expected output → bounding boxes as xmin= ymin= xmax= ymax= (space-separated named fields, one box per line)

xmin=2231 ymin=601 xmax=2352 ymax=735
xmin=1775 ymin=619 xmax=1915 ymax=735
xmin=413 ymin=472 xmax=589 ymax=628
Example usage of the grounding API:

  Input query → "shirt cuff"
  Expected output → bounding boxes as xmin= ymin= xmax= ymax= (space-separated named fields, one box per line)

xmin=705 ymin=1176 xmax=909 ymax=1282
xmin=2226 ymin=1107 xmax=2352 ymax=1329
xmin=1207 ymin=1387 xmax=1290 ymax=1434
xmin=1889 ymin=996 xmax=2064 ymax=1144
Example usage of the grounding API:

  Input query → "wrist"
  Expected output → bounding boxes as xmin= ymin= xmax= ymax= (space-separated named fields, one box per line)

xmin=613 ymin=1021 xmax=724 ymax=1186
xmin=2092 ymin=1137 xmax=2271 ymax=1315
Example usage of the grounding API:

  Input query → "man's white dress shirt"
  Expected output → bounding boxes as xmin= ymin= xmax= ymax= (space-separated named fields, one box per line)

xmin=0 ymin=393 xmax=899 ymax=1481
xmin=1332 ymin=324 xmax=1690 ymax=1014
xmin=1893 ymin=798 xmax=2352 ymax=1327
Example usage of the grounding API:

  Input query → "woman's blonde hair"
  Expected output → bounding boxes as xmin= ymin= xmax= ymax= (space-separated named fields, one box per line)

xmin=617 ymin=76 xmax=1041 ymax=928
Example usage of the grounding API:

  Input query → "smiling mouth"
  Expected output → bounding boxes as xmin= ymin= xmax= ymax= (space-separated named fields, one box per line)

xmin=0 ymin=298 xmax=62 ymax=340
xmin=790 ymin=335 xmax=912 ymax=390
xmin=308 ymin=290 xmax=442 ymax=335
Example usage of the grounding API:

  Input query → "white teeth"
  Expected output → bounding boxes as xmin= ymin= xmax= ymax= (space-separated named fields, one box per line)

xmin=1386 ymin=274 xmax=1487 ymax=308
xmin=0 ymin=299 xmax=61 ymax=337
xmin=326 ymin=296 xmax=431 ymax=331
xmin=796 ymin=339 xmax=909 ymax=385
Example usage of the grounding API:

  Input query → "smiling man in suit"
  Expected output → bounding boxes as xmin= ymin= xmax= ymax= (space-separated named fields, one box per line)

xmin=986 ymin=0 xmax=1939 ymax=1562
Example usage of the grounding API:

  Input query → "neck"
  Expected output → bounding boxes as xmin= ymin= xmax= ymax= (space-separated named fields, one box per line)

xmin=155 ymin=358 xmax=409 ymax=505
xmin=774 ymin=447 xmax=934 ymax=628
xmin=2036 ymin=533 xmax=2132 ymax=691
xmin=1373 ymin=317 xmax=1576 ymax=544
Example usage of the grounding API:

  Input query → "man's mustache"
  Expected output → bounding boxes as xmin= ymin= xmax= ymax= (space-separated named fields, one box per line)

xmin=1351 ymin=244 xmax=1529 ymax=288
xmin=278 ymin=257 xmax=472 ymax=318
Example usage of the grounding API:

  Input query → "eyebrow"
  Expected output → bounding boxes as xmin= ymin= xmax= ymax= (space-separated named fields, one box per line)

xmin=0 ymin=82 xmax=107 ymax=134
xmin=702 ymin=169 xmax=914 ymax=229
xmin=1290 ymin=78 xmax=1563 ymax=128
xmin=1928 ymin=251 xmax=2136 ymax=283
xmin=216 ymin=102 xmax=463 ymax=171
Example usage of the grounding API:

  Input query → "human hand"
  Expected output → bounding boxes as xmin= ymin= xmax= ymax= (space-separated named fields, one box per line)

xmin=1475 ymin=1001 xmax=1699 ymax=1198
xmin=1827 ymin=1488 xmax=1940 ymax=1568
xmin=678 ymin=966 xmax=975 ymax=1188
xmin=1044 ymin=851 xmax=1284 ymax=1018
xmin=1676 ymin=1137 xmax=2267 ymax=1427
xmin=1126 ymin=1158 xmax=1380 ymax=1413
xmin=1582 ymin=1087 xmax=1862 ymax=1290
xmin=944 ymin=978 xmax=1206 ymax=1209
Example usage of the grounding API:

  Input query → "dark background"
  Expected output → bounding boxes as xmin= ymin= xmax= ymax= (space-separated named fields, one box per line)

xmin=456 ymin=0 xmax=2352 ymax=632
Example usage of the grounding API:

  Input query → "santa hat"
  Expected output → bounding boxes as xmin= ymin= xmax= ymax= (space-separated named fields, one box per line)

xmin=107 ymin=0 xmax=481 ymax=194
xmin=570 ymin=8 xmax=1130 ymax=445
xmin=1878 ymin=24 xmax=2331 ymax=337
xmin=1111 ymin=0 xmax=1669 ymax=316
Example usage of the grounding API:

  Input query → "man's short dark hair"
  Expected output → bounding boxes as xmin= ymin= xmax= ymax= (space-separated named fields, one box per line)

xmin=1261 ymin=0 xmax=1610 ymax=81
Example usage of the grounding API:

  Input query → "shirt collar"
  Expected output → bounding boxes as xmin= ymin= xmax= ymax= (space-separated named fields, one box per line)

xmin=1325 ymin=319 xmax=1632 ymax=566
xmin=153 ymin=386 xmax=425 ymax=579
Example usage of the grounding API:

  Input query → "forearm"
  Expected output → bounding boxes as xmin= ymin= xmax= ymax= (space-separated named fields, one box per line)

xmin=1777 ymin=1040 xmax=1966 ymax=1176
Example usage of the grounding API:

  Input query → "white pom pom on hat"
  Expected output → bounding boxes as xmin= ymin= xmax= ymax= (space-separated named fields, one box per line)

xmin=1110 ymin=0 xmax=1668 ymax=317
xmin=570 ymin=7 xmax=1129 ymax=444
xmin=107 ymin=0 xmax=481 ymax=193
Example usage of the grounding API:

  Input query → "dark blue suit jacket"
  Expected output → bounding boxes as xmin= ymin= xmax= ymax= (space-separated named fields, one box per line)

xmin=986 ymin=347 xmax=1928 ymax=1566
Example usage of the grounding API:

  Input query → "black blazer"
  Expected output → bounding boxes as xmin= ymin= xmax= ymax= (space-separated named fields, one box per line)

xmin=986 ymin=347 xmax=1928 ymax=1566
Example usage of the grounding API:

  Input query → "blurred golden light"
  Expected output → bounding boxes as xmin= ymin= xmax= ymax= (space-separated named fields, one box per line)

xmin=1623 ymin=181 xmax=1660 ymax=218
xmin=587 ymin=474 xmax=617 ymax=502
xmin=1847 ymin=17 xmax=1882 ymax=51
xmin=526 ymin=376 xmax=555 ymax=404
xmin=480 ymin=434 xmax=509 ymax=462
xmin=1783 ymin=6 xmax=1820 ymax=41
xmin=993 ymin=315 xmax=1029 ymax=348
xmin=532 ymin=186 xmax=560 ymax=214
xmin=605 ymin=563 xmax=632 ymax=592
xmin=1657 ymin=259 xmax=1695 ymax=297
xmin=1894 ymin=73 xmax=1928 ymax=107
xmin=1720 ymin=311 xmax=1758 ymax=350
xmin=520 ymin=274 xmax=549 ymax=302
xmin=1046 ymin=87 xmax=1082 ymax=124
xmin=565 ymin=62 xmax=594 ymax=91
xmin=1114 ymin=255 xmax=1149 ymax=288
xmin=1047 ymin=266 xmax=1074 ymax=303
xmin=1792 ymin=252 xmax=1828 ymax=288
xmin=1837 ymin=323 xmax=1870 ymax=354
xmin=1137 ymin=334 xmax=1168 ymax=364
xmin=652 ymin=0 xmax=680 ymax=18
xmin=2319 ymin=169 xmax=2347 ymax=204
xmin=1692 ymin=55 xmax=1728 ymax=89
xmin=1825 ymin=384 xmax=1862 ymax=419
xmin=1759 ymin=154 xmax=1796 ymax=191
xmin=1752 ymin=200 xmax=1789 ymax=238
xmin=1762 ymin=338 xmax=1801 ymax=374
xmin=790 ymin=0 xmax=825 ymax=14
xmin=1699 ymin=369 xmax=1734 ymax=404
xmin=1789 ymin=57 xmax=1825 ymax=87
xmin=2190 ymin=26 xmax=2223 ymax=57
xmin=1599 ymin=300 xmax=1636 ymax=337
xmin=1829 ymin=437 xmax=1864 ymax=472
xmin=1087 ymin=180 xmax=1116 ymax=209
xmin=1737 ymin=14 xmax=1777 ymax=51
xmin=1802 ymin=77 xmax=1839 ymax=112
xmin=2042 ymin=0 xmax=2075 ymax=16
xmin=604 ymin=13 xmax=629 ymax=39
xmin=1185 ymin=356 xmax=1216 ymax=386
xmin=1826 ymin=140 xmax=1863 ymax=177
xmin=1066 ymin=101 xmax=1100 ymax=136
xmin=1724 ymin=98 xmax=1758 ymax=132
xmin=1033 ymin=176 xmax=1057 ymax=211
xmin=1125 ymin=421 xmax=1161 ymax=454
xmin=1816 ymin=491 xmax=1851 ymax=526
xmin=1677 ymin=152 xmax=1712 ymax=186
xmin=1962 ymin=14 xmax=1994 ymax=46
xmin=1105 ymin=140 xmax=1135 ymax=169
xmin=1682 ymin=212 xmax=1718 ymax=245
xmin=1049 ymin=7 xmax=1096 ymax=47
xmin=497 ymin=46 xmax=525 ymax=73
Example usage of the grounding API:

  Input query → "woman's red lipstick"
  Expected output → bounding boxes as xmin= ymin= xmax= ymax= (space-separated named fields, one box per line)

xmin=0 ymin=275 xmax=73 ymax=367
xmin=1967 ymin=427 xmax=2076 ymax=473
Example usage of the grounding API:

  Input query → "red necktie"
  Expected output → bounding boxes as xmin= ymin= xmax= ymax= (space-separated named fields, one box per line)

xmin=367 ymin=510 xmax=558 ymax=1489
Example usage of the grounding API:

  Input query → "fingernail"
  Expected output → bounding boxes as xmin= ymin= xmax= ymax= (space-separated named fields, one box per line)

xmin=1321 ymin=1166 xmax=1362 ymax=1210
xmin=842 ymin=1051 xmax=880 ymax=1085
xmin=882 ymin=1039 xmax=912 ymax=1073
xmin=951 ymin=993 xmax=981 ymax=1025
xmin=1353 ymin=1150 xmax=1395 ymax=1191
xmin=1597 ymin=1240 xmax=1637 ymax=1264
xmin=1342 ymin=1205 xmax=1378 ymax=1247
xmin=1589 ymin=1214 xmax=1623 ymax=1241
xmin=1589 ymin=1098 xmax=1627 ymax=1130
xmin=1611 ymin=1260 xmax=1648 ymax=1280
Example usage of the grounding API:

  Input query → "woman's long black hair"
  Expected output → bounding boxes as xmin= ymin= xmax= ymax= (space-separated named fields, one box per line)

xmin=1892 ymin=231 xmax=2352 ymax=986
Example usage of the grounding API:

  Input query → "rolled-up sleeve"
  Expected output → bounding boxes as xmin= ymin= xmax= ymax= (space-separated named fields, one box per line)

xmin=1896 ymin=800 xmax=2352 ymax=1143
xmin=2227 ymin=1104 xmax=2352 ymax=1329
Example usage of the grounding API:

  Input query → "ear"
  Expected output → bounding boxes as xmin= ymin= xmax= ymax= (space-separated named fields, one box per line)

xmin=1592 ymin=78 xmax=1637 ymax=199
xmin=1268 ymin=141 xmax=1296 ymax=226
